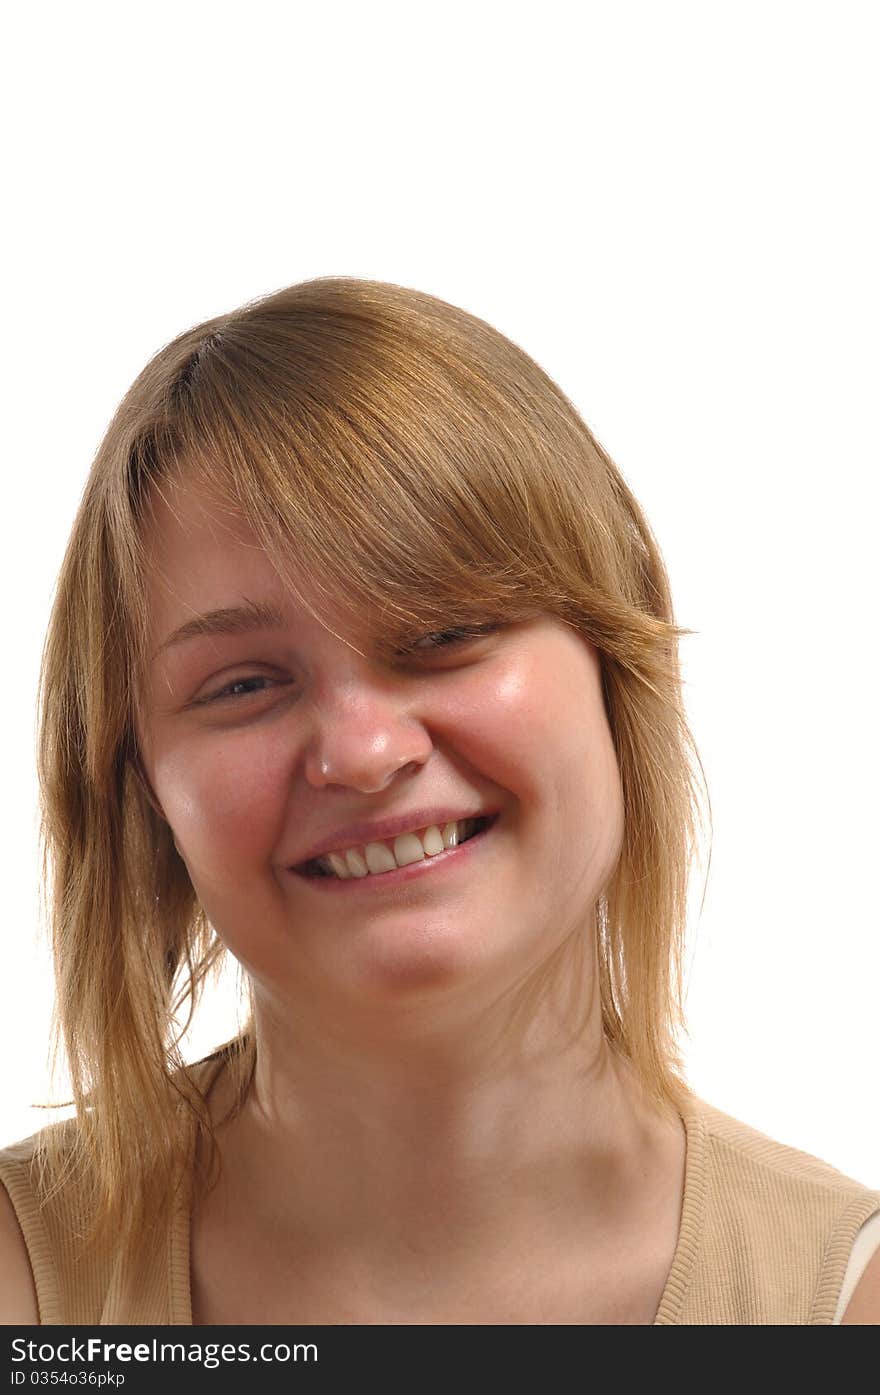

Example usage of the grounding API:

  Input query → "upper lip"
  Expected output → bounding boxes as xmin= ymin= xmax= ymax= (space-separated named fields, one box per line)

xmin=290 ymin=807 xmax=498 ymax=868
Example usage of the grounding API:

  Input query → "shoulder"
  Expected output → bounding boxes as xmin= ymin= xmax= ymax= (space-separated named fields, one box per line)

xmin=695 ymin=1098 xmax=878 ymax=1202
xmin=0 ymin=1180 xmax=39 ymax=1324
xmin=0 ymin=1119 xmax=85 ymax=1328
xmin=680 ymin=1097 xmax=880 ymax=1324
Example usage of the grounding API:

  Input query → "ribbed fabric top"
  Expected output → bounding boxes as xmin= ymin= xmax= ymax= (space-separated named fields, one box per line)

xmin=2 ymin=1054 xmax=878 ymax=1325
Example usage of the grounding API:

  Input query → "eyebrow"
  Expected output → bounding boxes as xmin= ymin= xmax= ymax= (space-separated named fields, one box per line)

xmin=154 ymin=598 xmax=289 ymax=658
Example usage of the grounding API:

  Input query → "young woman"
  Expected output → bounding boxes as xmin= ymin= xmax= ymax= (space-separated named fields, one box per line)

xmin=2 ymin=278 xmax=878 ymax=1324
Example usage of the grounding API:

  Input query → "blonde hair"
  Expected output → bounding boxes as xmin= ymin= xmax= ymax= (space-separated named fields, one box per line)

xmin=35 ymin=276 xmax=711 ymax=1254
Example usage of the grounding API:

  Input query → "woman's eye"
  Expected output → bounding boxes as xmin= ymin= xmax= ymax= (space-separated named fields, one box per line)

xmin=204 ymin=675 xmax=279 ymax=703
xmin=197 ymin=628 xmax=500 ymax=702
xmin=405 ymin=623 xmax=499 ymax=654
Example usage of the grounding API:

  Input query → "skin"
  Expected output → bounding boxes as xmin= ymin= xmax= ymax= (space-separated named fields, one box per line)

xmin=840 ymin=1246 xmax=880 ymax=1324
xmin=135 ymin=472 xmax=689 ymax=1325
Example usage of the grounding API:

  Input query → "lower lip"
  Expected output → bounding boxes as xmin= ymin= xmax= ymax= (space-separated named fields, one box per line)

xmin=288 ymin=814 xmax=501 ymax=893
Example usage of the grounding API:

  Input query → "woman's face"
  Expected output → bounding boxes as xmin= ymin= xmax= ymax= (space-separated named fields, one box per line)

xmin=137 ymin=475 xmax=625 ymax=1026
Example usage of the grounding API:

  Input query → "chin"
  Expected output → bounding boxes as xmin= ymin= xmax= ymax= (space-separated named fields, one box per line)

xmin=356 ymin=950 xmax=474 ymax=1000
xmin=340 ymin=924 xmax=494 ymax=1005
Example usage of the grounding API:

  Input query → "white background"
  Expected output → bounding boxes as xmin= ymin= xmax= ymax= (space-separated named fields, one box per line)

xmin=2 ymin=2 xmax=877 ymax=1183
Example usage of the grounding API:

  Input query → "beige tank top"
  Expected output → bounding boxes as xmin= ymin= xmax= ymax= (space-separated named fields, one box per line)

xmin=2 ymin=1055 xmax=878 ymax=1324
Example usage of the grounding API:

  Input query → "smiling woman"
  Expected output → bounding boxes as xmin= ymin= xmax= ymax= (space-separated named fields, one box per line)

xmin=1 ymin=278 xmax=878 ymax=1327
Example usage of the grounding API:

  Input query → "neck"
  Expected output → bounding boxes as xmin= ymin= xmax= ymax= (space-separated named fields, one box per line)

xmin=203 ymin=933 xmax=684 ymax=1281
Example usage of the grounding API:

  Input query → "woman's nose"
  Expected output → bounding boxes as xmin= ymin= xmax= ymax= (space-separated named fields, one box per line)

xmin=302 ymin=684 xmax=434 ymax=793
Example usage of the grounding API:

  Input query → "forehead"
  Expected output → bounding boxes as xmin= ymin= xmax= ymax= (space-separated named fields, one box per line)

xmin=145 ymin=474 xmax=272 ymax=583
xmin=141 ymin=473 xmax=353 ymax=643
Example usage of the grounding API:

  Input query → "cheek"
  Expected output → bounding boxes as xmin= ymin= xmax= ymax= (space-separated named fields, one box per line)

xmin=153 ymin=736 xmax=289 ymax=875
xmin=449 ymin=663 xmax=550 ymax=799
xmin=453 ymin=653 xmax=603 ymax=812
xmin=462 ymin=649 xmax=623 ymax=886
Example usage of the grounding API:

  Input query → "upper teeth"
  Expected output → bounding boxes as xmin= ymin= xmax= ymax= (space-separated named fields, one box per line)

xmin=318 ymin=819 xmax=475 ymax=879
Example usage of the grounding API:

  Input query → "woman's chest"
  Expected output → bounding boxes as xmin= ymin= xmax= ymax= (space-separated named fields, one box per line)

xmin=189 ymin=1208 xmax=675 ymax=1326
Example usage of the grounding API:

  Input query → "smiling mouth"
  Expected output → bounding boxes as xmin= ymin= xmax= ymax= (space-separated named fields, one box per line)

xmin=295 ymin=814 xmax=497 ymax=880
